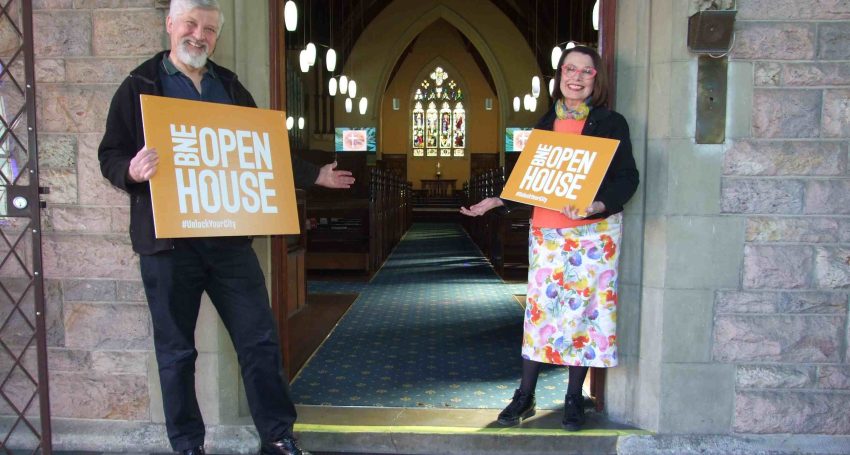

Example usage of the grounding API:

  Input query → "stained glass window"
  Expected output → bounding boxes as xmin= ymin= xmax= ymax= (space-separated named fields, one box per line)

xmin=412 ymin=101 xmax=424 ymax=157
xmin=425 ymin=102 xmax=438 ymax=157
xmin=411 ymin=67 xmax=465 ymax=157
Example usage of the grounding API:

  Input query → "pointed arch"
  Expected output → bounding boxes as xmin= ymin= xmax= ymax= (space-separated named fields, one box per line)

xmin=338 ymin=0 xmax=542 ymax=154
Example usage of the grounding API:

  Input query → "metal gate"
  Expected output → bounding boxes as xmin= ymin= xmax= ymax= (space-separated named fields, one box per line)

xmin=0 ymin=0 xmax=52 ymax=453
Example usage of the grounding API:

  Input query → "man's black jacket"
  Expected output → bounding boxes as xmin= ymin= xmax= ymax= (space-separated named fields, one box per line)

xmin=98 ymin=51 xmax=320 ymax=255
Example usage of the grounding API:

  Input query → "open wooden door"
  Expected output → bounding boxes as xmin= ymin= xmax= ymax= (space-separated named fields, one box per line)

xmin=589 ymin=0 xmax=618 ymax=413
xmin=268 ymin=0 xmax=309 ymax=380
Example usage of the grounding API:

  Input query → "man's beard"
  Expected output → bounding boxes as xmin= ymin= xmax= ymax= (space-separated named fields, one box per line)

xmin=175 ymin=39 xmax=209 ymax=69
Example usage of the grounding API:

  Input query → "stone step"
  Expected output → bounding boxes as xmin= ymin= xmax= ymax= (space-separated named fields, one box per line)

xmin=295 ymin=406 xmax=646 ymax=455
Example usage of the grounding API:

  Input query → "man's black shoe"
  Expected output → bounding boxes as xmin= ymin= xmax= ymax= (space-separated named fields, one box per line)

xmin=497 ymin=388 xmax=536 ymax=426
xmin=181 ymin=446 xmax=205 ymax=455
xmin=562 ymin=393 xmax=586 ymax=431
xmin=260 ymin=436 xmax=311 ymax=455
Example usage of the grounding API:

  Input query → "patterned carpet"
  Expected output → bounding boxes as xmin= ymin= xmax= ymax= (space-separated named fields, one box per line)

xmin=308 ymin=280 xmax=369 ymax=294
xmin=292 ymin=223 xmax=571 ymax=410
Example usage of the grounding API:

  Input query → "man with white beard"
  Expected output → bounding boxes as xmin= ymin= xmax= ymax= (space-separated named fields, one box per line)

xmin=98 ymin=1 xmax=353 ymax=454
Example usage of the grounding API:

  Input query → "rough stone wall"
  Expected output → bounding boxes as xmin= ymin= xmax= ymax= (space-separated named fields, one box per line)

xmin=32 ymin=0 xmax=166 ymax=422
xmin=718 ymin=0 xmax=850 ymax=434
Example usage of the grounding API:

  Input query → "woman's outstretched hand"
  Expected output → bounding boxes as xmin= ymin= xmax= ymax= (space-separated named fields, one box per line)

xmin=460 ymin=197 xmax=504 ymax=217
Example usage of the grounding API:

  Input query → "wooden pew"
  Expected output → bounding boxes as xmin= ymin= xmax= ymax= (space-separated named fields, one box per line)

xmin=296 ymin=150 xmax=409 ymax=274
xmin=463 ymin=167 xmax=530 ymax=279
xmin=307 ymin=197 xmax=373 ymax=271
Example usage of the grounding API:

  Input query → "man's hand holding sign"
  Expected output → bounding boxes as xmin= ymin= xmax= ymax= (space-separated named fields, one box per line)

xmin=499 ymin=129 xmax=619 ymax=217
xmin=128 ymin=145 xmax=159 ymax=183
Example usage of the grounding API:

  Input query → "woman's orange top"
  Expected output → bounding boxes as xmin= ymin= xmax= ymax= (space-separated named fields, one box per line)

xmin=531 ymin=118 xmax=600 ymax=228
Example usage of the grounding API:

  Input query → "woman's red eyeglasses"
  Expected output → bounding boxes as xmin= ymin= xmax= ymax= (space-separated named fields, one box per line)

xmin=561 ymin=64 xmax=597 ymax=78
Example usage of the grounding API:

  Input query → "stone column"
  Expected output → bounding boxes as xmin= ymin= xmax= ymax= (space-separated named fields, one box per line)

xmin=606 ymin=0 xmax=743 ymax=433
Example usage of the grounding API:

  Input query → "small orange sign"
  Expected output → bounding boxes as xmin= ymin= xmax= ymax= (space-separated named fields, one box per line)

xmin=141 ymin=95 xmax=299 ymax=238
xmin=500 ymin=129 xmax=620 ymax=216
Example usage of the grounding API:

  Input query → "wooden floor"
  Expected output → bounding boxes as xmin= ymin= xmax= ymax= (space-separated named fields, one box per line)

xmin=289 ymin=293 xmax=358 ymax=377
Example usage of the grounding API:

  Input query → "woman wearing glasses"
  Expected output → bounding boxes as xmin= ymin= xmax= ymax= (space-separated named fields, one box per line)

xmin=460 ymin=45 xmax=638 ymax=431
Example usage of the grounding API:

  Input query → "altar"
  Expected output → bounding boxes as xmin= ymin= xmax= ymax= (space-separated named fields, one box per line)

xmin=420 ymin=179 xmax=457 ymax=197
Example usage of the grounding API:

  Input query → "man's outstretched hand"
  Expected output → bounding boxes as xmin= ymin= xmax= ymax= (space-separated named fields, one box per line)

xmin=315 ymin=161 xmax=355 ymax=189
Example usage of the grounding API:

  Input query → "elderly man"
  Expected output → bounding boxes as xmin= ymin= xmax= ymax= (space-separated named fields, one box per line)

xmin=98 ymin=1 xmax=352 ymax=454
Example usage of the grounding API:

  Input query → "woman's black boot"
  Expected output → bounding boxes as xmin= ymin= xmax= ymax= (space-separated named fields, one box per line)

xmin=562 ymin=394 xmax=586 ymax=431
xmin=497 ymin=389 xmax=536 ymax=426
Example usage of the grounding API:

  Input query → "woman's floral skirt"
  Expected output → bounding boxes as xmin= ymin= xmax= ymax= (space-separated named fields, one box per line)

xmin=522 ymin=213 xmax=622 ymax=368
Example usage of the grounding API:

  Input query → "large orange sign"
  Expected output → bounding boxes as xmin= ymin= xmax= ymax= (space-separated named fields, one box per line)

xmin=500 ymin=129 xmax=620 ymax=216
xmin=141 ymin=95 xmax=299 ymax=238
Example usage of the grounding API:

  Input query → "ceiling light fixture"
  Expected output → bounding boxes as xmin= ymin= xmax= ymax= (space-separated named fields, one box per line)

xmin=284 ymin=0 xmax=297 ymax=31
xmin=592 ymin=0 xmax=600 ymax=31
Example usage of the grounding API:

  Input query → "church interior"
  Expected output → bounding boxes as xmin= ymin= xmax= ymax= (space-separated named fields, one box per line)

xmin=266 ymin=0 xmax=632 ymax=434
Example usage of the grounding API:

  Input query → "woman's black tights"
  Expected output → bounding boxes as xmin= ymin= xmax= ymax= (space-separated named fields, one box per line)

xmin=518 ymin=359 xmax=541 ymax=395
xmin=519 ymin=359 xmax=589 ymax=397
xmin=567 ymin=365 xmax=589 ymax=396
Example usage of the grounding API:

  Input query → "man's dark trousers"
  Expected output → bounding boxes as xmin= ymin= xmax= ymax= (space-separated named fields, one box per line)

xmin=140 ymin=237 xmax=297 ymax=451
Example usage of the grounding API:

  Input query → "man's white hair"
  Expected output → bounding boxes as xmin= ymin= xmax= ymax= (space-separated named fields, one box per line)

xmin=169 ymin=0 xmax=224 ymax=34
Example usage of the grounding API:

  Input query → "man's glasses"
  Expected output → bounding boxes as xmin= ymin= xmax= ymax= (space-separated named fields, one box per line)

xmin=560 ymin=64 xmax=597 ymax=78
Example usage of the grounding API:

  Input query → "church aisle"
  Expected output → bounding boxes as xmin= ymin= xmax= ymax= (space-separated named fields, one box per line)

xmin=292 ymin=222 xmax=571 ymax=410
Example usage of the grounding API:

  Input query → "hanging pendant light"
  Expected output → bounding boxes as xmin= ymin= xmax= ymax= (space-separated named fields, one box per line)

xmin=328 ymin=77 xmax=337 ymax=96
xmin=298 ymin=117 xmax=305 ymax=129
xmin=513 ymin=96 xmax=520 ymax=112
xmin=326 ymin=48 xmax=337 ymax=72
xmin=529 ymin=96 xmax=538 ymax=112
xmin=284 ymin=0 xmax=298 ymax=31
xmin=306 ymin=42 xmax=317 ymax=66
xmin=299 ymin=50 xmax=309 ymax=72
xmin=531 ymin=76 xmax=541 ymax=98
xmin=592 ymin=0 xmax=600 ymax=31
xmin=523 ymin=94 xmax=533 ymax=111
xmin=348 ymin=79 xmax=357 ymax=98
xmin=345 ymin=97 xmax=352 ymax=113
xmin=359 ymin=97 xmax=368 ymax=115
xmin=551 ymin=46 xmax=563 ymax=70
xmin=326 ymin=0 xmax=337 ymax=72
xmin=339 ymin=75 xmax=348 ymax=94
xmin=286 ymin=116 xmax=294 ymax=130
xmin=549 ymin=79 xmax=555 ymax=96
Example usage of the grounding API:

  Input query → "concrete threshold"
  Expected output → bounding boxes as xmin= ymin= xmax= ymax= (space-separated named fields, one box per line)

xmin=11 ymin=415 xmax=850 ymax=454
xmin=294 ymin=405 xmax=647 ymax=454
